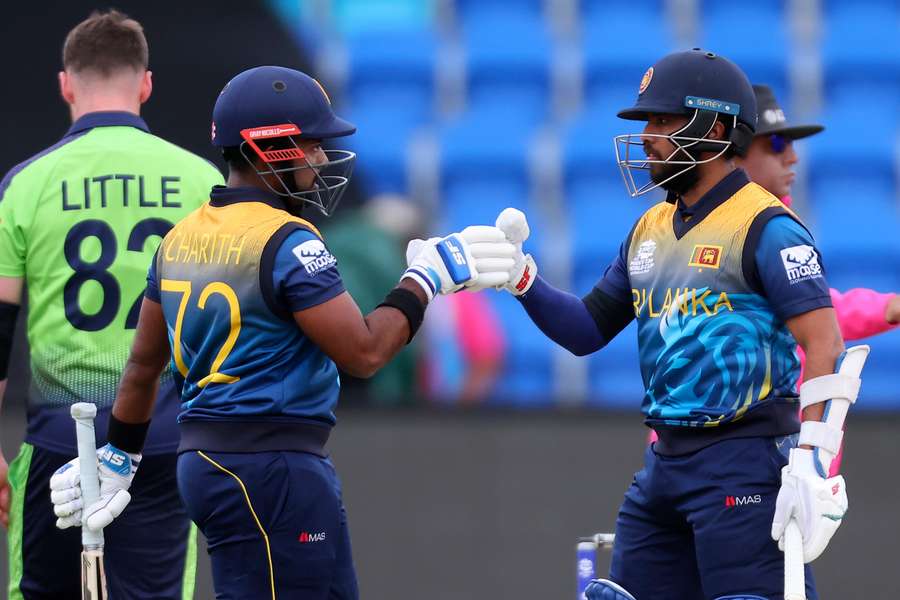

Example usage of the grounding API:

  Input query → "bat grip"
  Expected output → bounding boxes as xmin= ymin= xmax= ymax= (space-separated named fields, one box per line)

xmin=784 ymin=520 xmax=806 ymax=600
xmin=72 ymin=403 xmax=104 ymax=548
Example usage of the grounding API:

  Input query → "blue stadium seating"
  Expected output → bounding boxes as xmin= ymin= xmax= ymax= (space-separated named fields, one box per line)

xmin=343 ymin=106 xmax=424 ymax=195
xmin=700 ymin=4 xmax=790 ymax=104
xmin=582 ymin=5 xmax=675 ymax=109
xmin=345 ymin=29 xmax=437 ymax=123
xmin=586 ymin=321 xmax=644 ymax=409
xmin=462 ymin=13 xmax=553 ymax=119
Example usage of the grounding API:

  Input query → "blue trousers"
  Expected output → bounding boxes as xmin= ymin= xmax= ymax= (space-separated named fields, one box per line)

xmin=177 ymin=450 xmax=358 ymax=600
xmin=609 ymin=436 xmax=817 ymax=600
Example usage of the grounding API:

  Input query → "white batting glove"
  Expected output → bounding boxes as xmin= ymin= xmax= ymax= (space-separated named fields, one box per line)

xmin=50 ymin=443 xmax=139 ymax=531
xmin=495 ymin=208 xmax=537 ymax=296
xmin=771 ymin=447 xmax=848 ymax=563
xmin=404 ymin=227 xmax=515 ymax=300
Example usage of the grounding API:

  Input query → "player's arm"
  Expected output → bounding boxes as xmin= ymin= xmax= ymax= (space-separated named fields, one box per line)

xmin=829 ymin=288 xmax=900 ymax=340
xmin=294 ymin=279 xmax=426 ymax=378
xmin=50 ymin=297 xmax=167 ymax=532
xmin=0 ymin=277 xmax=22 ymax=528
xmin=785 ymin=307 xmax=844 ymax=423
xmin=493 ymin=209 xmax=634 ymax=355
xmin=111 ymin=298 xmax=171 ymax=426
xmin=0 ymin=169 xmax=29 ymax=529
xmin=756 ymin=215 xmax=850 ymax=561
xmin=282 ymin=227 xmax=514 ymax=378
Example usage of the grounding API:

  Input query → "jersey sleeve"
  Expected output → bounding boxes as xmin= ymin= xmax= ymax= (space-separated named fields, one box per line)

xmin=271 ymin=228 xmax=346 ymax=312
xmin=0 ymin=168 xmax=35 ymax=277
xmin=145 ymin=248 xmax=161 ymax=302
xmin=754 ymin=215 xmax=832 ymax=321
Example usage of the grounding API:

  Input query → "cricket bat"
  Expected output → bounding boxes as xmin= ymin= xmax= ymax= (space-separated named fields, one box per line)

xmin=71 ymin=402 xmax=108 ymax=600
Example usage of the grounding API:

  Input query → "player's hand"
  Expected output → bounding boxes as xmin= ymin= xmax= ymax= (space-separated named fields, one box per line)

xmin=0 ymin=452 xmax=10 ymax=529
xmin=771 ymin=447 xmax=847 ymax=563
xmin=403 ymin=227 xmax=515 ymax=300
xmin=495 ymin=208 xmax=537 ymax=296
xmin=49 ymin=443 xmax=140 ymax=531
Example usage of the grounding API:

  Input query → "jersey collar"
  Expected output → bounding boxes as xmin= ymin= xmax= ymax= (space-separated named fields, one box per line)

xmin=670 ymin=168 xmax=751 ymax=239
xmin=66 ymin=111 xmax=150 ymax=137
xmin=209 ymin=185 xmax=289 ymax=211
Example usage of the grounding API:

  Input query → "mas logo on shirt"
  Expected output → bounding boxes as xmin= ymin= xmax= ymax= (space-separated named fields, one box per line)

xmin=292 ymin=239 xmax=337 ymax=275
xmin=629 ymin=240 xmax=657 ymax=275
xmin=780 ymin=244 xmax=822 ymax=284
xmin=688 ymin=244 xmax=723 ymax=269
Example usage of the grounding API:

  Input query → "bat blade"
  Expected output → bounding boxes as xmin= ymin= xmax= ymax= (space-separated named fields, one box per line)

xmin=81 ymin=548 xmax=107 ymax=600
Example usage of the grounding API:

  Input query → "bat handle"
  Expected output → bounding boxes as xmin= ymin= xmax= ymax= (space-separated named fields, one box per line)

xmin=784 ymin=520 xmax=806 ymax=600
xmin=71 ymin=403 xmax=104 ymax=548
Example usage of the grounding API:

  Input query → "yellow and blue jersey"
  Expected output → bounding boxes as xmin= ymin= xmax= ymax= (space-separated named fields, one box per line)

xmin=593 ymin=170 xmax=831 ymax=449
xmin=147 ymin=186 xmax=345 ymax=451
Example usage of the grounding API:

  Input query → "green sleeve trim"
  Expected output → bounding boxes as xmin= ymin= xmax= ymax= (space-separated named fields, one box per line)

xmin=181 ymin=522 xmax=199 ymax=600
xmin=6 ymin=443 xmax=33 ymax=600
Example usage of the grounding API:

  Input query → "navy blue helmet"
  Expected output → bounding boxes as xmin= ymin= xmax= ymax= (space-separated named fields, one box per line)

xmin=614 ymin=49 xmax=757 ymax=197
xmin=212 ymin=66 xmax=356 ymax=216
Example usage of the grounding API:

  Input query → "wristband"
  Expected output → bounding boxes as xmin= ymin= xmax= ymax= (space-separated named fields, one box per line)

xmin=107 ymin=413 xmax=150 ymax=454
xmin=378 ymin=287 xmax=426 ymax=343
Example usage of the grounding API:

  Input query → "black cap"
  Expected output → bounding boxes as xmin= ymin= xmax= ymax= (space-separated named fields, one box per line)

xmin=753 ymin=84 xmax=824 ymax=139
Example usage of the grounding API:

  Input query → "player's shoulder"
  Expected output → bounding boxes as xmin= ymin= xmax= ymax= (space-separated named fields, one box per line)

xmin=0 ymin=132 xmax=90 ymax=201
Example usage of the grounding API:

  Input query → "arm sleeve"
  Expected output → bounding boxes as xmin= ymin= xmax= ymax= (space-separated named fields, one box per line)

xmin=518 ymin=245 xmax=635 ymax=357
xmin=830 ymin=288 xmax=898 ymax=341
xmin=0 ymin=170 xmax=31 ymax=277
xmin=145 ymin=249 xmax=161 ymax=302
xmin=272 ymin=228 xmax=346 ymax=313
xmin=754 ymin=215 xmax=833 ymax=321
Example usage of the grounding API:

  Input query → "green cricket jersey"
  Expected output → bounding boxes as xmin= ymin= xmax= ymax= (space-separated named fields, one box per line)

xmin=0 ymin=111 xmax=224 ymax=454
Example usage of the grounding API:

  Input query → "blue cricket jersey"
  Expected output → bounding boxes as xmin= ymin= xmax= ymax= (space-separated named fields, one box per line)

xmin=147 ymin=186 xmax=345 ymax=453
xmin=590 ymin=170 xmax=832 ymax=452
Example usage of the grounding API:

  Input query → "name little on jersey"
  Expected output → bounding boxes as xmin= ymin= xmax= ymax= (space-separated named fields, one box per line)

xmin=61 ymin=175 xmax=183 ymax=210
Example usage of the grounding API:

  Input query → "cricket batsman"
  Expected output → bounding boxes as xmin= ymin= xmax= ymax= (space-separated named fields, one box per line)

xmin=49 ymin=65 xmax=516 ymax=598
xmin=490 ymin=50 xmax=855 ymax=599
xmin=0 ymin=11 xmax=224 ymax=599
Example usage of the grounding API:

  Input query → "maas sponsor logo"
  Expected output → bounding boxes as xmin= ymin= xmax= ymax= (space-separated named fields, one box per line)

xmin=779 ymin=245 xmax=822 ymax=284
xmin=298 ymin=531 xmax=326 ymax=543
xmin=292 ymin=239 xmax=337 ymax=275
xmin=724 ymin=494 xmax=762 ymax=508
xmin=629 ymin=240 xmax=657 ymax=276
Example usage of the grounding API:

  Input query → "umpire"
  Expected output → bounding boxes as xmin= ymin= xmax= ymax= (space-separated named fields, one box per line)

xmin=0 ymin=10 xmax=223 ymax=598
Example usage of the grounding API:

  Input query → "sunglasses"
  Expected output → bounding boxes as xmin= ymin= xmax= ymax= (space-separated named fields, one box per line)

xmin=768 ymin=134 xmax=792 ymax=154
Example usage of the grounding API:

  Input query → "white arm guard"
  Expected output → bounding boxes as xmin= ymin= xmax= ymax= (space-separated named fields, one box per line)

xmin=798 ymin=345 xmax=869 ymax=477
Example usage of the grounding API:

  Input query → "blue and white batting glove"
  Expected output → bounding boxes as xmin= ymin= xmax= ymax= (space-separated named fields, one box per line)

xmin=404 ymin=227 xmax=515 ymax=300
xmin=771 ymin=447 xmax=848 ymax=563
xmin=49 ymin=443 xmax=140 ymax=531
xmin=495 ymin=208 xmax=537 ymax=296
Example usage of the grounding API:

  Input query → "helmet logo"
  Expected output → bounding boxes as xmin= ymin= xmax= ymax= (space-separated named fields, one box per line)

xmin=211 ymin=121 xmax=217 ymax=141
xmin=639 ymin=67 xmax=653 ymax=95
xmin=312 ymin=78 xmax=332 ymax=105
xmin=240 ymin=124 xmax=305 ymax=163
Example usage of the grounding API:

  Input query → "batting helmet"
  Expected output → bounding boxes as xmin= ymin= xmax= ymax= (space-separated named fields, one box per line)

xmin=614 ymin=49 xmax=757 ymax=197
xmin=212 ymin=65 xmax=356 ymax=216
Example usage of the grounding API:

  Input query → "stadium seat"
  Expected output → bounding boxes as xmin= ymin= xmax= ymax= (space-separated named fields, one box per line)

xmin=586 ymin=321 xmax=644 ymax=409
xmin=344 ymin=106 xmax=425 ymax=195
xmin=700 ymin=4 xmax=789 ymax=103
xmin=462 ymin=13 xmax=553 ymax=119
xmin=345 ymin=28 xmax=437 ymax=123
xmin=582 ymin=4 xmax=675 ymax=109
xmin=852 ymin=332 xmax=900 ymax=411
xmin=455 ymin=0 xmax=543 ymax=22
